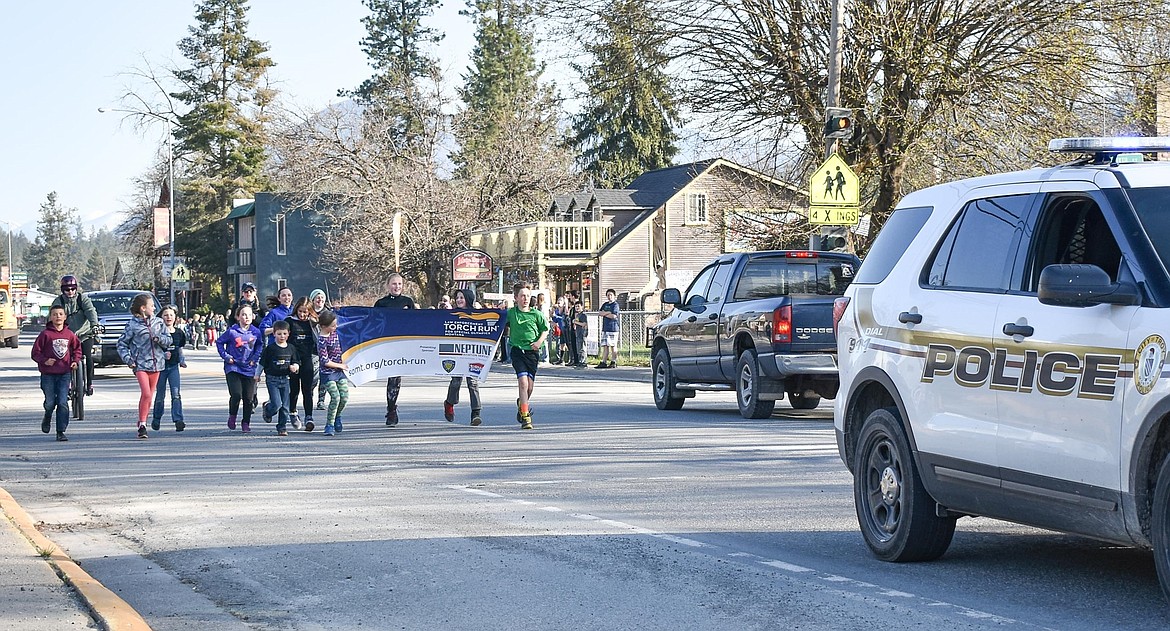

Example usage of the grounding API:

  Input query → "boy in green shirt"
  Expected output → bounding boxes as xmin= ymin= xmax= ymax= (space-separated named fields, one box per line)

xmin=506 ymin=283 xmax=548 ymax=430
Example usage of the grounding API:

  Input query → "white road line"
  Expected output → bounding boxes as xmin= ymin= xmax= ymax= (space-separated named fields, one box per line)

xmin=445 ymin=483 xmax=1041 ymax=628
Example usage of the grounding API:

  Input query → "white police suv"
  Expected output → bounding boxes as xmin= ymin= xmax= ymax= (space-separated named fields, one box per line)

xmin=833 ymin=138 xmax=1170 ymax=600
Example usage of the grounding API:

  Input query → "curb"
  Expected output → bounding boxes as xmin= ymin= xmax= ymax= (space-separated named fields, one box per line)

xmin=0 ymin=487 xmax=152 ymax=631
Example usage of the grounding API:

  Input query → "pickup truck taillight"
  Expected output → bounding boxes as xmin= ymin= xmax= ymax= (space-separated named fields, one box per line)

xmin=772 ymin=305 xmax=792 ymax=343
xmin=833 ymin=297 xmax=850 ymax=338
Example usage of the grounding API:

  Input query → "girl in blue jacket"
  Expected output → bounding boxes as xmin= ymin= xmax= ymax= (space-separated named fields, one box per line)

xmin=216 ymin=304 xmax=264 ymax=433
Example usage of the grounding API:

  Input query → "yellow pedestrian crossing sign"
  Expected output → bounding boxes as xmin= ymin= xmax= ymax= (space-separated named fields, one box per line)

xmin=809 ymin=154 xmax=860 ymax=225
xmin=171 ymin=263 xmax=190 ymax=282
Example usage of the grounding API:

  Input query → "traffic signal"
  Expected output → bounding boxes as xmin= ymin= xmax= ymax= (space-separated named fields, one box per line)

xmin=824 ymin=108 xmax=854 ymax=140
xmin=820 ymin=226 xmax=849 ymax=251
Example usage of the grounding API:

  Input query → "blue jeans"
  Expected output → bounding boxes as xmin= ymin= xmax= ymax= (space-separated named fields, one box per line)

xmin=40 ymin=373 xmax=70 ymax=433
xmin=265 ymin=375 xmax=291 ymax=430
xmin=152 ymin=364 xmax=184 ymax=423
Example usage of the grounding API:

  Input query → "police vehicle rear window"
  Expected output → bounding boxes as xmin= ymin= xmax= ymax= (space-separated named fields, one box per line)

xmin=853 ymin=206 xmax=932 ymax=284
xmin=1125 ymin=187 xmax=1170 ymax=269
xmin=732 ymin=257 xmax=855 ymax=299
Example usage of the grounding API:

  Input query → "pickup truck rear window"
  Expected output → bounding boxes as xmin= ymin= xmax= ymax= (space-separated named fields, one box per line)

xmin=732 ymin=258 xmax=855 ymax=299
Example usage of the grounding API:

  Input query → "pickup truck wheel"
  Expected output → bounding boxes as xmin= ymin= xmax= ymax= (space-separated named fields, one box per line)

xmin=1151 ymin=453 xmax=1170 ymax=603
xmin=736 ymin=349 xmax=776 ymax=419
xmin=652 ymin=349 xmax=685 ymax=410
xmin=4 ymin=335 xmax=17 ymax=348
xmin=787 ymin=389 xmax=821 ymax=410
xmin=854 ymin=407 xmax=955 ymax=562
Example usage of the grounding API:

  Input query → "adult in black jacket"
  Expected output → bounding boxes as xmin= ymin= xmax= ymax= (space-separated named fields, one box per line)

xmin=231 ymin=282 xmax=265 ymax=320
xmin=51 ymin=275 xmax=99 ymax=395
xmin=372 ymin=272 xmax=416 ymax=426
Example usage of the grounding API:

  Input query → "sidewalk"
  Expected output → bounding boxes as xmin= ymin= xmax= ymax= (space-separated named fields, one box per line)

xmin=0 ymin=487 xmax=151 ymax=630
xmin=536 ymin=361 xmax=651 ymax=383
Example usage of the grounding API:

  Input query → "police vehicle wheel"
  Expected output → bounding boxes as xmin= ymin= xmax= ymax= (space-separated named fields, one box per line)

xmin=787 ymin=389 xmax=821 ymax=410
xmin=736 ymin=349 xmax=775 ymax=419
xmin=1150 ymin=453 xmax=1170 ymax=603
xmin=854 ymin=407 xmax=955 ymax=562
xmin=652 ymin=348 xmax=685 ymax=411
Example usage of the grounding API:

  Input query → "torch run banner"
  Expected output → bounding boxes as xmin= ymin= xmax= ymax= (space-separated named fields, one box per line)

xmin=334 ymin=307 xmax=506 ymax=387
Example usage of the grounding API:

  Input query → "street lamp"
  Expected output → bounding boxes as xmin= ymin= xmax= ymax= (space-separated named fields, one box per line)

xmin=98 ymin=107 xmax=178 ymax=306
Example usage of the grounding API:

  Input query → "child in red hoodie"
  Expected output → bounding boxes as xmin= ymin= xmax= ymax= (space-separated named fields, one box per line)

xmin=31 ymin=305 xmax=82 ymax=441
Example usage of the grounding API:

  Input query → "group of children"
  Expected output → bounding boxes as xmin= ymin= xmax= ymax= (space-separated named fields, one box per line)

xmin=32 ymin=280 xmax=557 ymax=439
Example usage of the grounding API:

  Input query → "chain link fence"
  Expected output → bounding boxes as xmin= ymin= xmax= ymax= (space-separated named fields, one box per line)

xmin=550 ymin=310 xmax=664 ymax=365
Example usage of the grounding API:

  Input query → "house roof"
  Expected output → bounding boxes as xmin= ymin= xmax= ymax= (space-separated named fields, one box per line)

xmin=225 ymin=201 xmax=255 ymax=220
xmin=591 ymin=189 xmax=654 ymax=209
xmin=625 ymin=159 xmax=719 ymax=195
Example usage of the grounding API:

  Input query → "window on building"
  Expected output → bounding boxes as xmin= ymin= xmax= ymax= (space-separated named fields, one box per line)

xmin=276 ymin=214 xmax=287 ymax=256
xmin=278 ymin=278 xmax=287 ymax=290
xmin=686 ymin=193 xmax=709 ymax=225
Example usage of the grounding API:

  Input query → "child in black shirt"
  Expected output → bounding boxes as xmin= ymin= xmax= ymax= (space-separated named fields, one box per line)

xmin=257 ymin=320 xmax=300 ymax=436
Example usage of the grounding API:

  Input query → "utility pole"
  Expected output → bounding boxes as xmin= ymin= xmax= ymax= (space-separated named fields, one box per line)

xmin=826 ymin=0 xmax=844 ymax=160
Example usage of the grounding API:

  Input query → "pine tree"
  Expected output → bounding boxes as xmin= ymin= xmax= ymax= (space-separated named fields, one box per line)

xmin=454 ymin=0 xmax=541 ymax=167
xmin=570 ymin=0 xmax=681 ymax=188
xmin=83 ymin=228 xmax=119 ymax=290
xmin=344 ymin=0 xmax=443 ymax=147
xmin=23 ymin=193 xmax=81 ymax=289
xmin=171 ymin=0 xmax=274 ymax=299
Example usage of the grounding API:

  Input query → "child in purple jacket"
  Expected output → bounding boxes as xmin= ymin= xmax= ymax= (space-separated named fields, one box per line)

xmin=216 ymin=304 xmax=264 ymax=433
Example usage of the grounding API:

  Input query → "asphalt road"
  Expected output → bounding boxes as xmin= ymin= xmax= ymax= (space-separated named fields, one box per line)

xmin=0 ymin=347 xmax=1166 ymax=630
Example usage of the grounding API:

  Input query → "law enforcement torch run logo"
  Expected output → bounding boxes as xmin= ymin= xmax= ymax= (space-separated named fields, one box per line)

xmin=1135 ymin=334 xmax=1167 ymax=395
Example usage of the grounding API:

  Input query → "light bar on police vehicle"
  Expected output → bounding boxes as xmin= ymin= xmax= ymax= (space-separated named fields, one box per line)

xmin=1049 ymin=137 xmax=1170 ymax=153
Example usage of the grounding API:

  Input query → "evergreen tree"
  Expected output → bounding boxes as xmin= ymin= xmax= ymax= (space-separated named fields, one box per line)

xmin=343 ymin=0 xmax=443 ymax=147
xmin=570 ymin=0 xmax=680 ymax=188
xmin=171 ymin=0 xmax=274 ymax=299
xmin=454 ymin=0 xmax=541 ymax=167
xmin=83 ymin=228 xmax=119 ymax=290
xmin=23 ymin=193 xmax=81 ymax=289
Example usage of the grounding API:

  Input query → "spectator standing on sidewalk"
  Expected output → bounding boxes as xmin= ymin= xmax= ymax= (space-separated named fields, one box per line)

xmin=373 ymin=272 xmax=416 ymax=426
xmin=597 ymin=289 xmax=620 ymax=368
xmin=569 ymin=292 xmax=589 ymax=367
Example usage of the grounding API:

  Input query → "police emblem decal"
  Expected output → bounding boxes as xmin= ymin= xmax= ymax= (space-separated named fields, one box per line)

xmin=1135 ymin=334 xmax=1166 ymax=395
xmin=442 ymin=359 xmax=456 ymax=373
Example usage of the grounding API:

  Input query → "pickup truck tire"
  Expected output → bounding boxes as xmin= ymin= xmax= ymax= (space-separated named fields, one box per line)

xmin=1151 ymin=453 xmax=1170 ymax=602
xmin=787 ymin=389 xmax=821 ymax=410
xmin=854 ymin=407 xmax=955 ymax=562
xmin=736 ymin=349 xmax=776 ymax=419
xmin=652 ymin=348 xmax=686 ymax=410
xmin=4 ymin=335 xmax=16 ymax=348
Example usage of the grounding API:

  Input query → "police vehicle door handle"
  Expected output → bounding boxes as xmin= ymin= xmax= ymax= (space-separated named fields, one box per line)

xmin=686 ymin=316 xmax=697 ymax=323
xmin=898 ymin=312 xmax=922 ymax=324
xmin=1003 ymin=323 xmax=1034 ymax=337
xmin=708 ymin=313 xmax=718 ymax=320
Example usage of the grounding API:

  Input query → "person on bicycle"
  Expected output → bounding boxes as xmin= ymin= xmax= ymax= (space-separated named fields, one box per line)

xmin=51 ymin=275 xmax=99 ymax=396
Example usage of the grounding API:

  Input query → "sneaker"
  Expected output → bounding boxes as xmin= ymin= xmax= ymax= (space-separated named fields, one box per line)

xmin=263 ymin=404 xmax=273 ymax=423
xmin=277 ymin=428 xmax=289 ymax=437
xmin=242 ymin=421 xmax=251 ymax=434
xmin=316 ymin=400 xmax=325 ymax=410
xmin=595 ymin=362 xmax=607 ymax=368
xmin=42 ymin=413 xmax=51 ymax=434
xmin=151 ymin=418 xmax=161 ymax=431
xmin=304 ymin=417 xmax=315 ymax=432
xmin=228 ymin=415 xmax=237 ymax=430
xmin=334 ymin=418 xmax=343 ymax=433
xmin=444 ymin=402 xmax=455 ymax=422
xmin=323 ymin=424 xmax=335 ymax=436
xmin=385 ymin=407 xmax=398 ymax=427
xmin=137 ymin=425 xmax=148 ymax=439
xmin=520 ymin=412 xmax=533 ymax=430
xmin=56 ymin=432 xmax=68 ymax=442
xmin=85 ymin=385 xmax=93 ymax=396
xmin=175 ymin=421 xmax=185 ymax=432
xmin=470 ymin=410 xmax=482 ymax=427
xmin=291 ymin=413 xmax=302 ymax=430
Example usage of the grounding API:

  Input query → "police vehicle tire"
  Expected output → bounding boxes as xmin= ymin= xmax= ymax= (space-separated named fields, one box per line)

xmin=652 ymin=348 xmax=685 ymax=410
xmin=787 ymin=389 xmax=820 ymax=410
xmin=1150 ymin=453 xmax=1170 ymax=602
xmin=854 ymin=407 xmax=955 ymax=562
xmin=736 ymin=349 xmax=775 ymax=419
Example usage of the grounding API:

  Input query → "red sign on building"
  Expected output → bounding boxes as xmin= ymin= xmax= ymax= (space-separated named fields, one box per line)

xmin=451 ymin=249 xmax=494 ymax=282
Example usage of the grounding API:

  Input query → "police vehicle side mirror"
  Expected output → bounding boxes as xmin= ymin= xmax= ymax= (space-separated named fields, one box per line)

xmin=1038 ymin=264 xmax=1140 ymax=307
xmin=662 ymin=288 xmax=682 ymax=308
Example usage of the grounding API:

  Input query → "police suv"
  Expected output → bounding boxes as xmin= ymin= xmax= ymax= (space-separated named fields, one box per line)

xmin=833 ymin=138 xmax=1170 ymax=600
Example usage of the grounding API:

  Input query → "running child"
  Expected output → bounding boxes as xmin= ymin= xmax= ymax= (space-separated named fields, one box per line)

xmin=31 ymin=305 xmax=82 ymax=441
xmin=117 ymin=293 xmax=172 ymax=439
xmin=309 ymin=289 xmax=331 ymax=412
xmin=443 ymin=288 xmax=482 ymax=426
xmin=151 ymin=305 xmax=187 ymax=432
xmin=258 ymin=320 xmax=299 ymax=436
xmin=317 ymin=311 xmax=348 ymax=436
xmin=216 ymin=304 xmax=263 ymax=433
xmin=505 ymin=283 xmax=548 ymax=430
xmin=285 ymin=297 xmax=318 ymax=431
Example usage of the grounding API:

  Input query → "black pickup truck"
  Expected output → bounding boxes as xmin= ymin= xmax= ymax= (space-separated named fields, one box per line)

xmin=650 ymin=250 xmax=860 ymax=418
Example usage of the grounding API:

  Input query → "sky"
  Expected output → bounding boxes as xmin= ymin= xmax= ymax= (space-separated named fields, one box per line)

xmin=0 ymin=1 xmax=480 ymax=238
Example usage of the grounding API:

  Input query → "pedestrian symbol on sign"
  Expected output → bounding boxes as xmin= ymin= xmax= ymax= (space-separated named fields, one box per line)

xmin=171 ymin=264 xmax=190 ymax=282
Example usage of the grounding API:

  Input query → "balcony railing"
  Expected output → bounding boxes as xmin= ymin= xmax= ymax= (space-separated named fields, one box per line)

xmin=227 ymin=248 xmax=255 ymax=274
xmin=470 ymin=221 xmax=612 ymax=262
